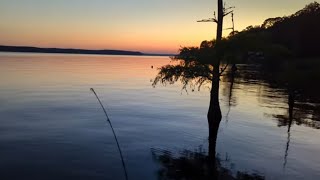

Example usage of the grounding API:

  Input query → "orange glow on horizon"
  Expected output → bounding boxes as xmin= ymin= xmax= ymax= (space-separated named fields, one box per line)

xmin=0 ymin=0 xmax=314 ymax=54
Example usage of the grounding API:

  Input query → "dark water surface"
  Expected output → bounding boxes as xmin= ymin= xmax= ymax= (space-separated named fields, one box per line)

xmin=0 ymin=53 xmax=319 ymax=180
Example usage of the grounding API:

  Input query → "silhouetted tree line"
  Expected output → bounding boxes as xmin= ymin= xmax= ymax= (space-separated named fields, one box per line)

xmin=226 ymin=2 xmax=320 ymax=61
xmin=167 ymin=2 xmax=320 ymax=67
xmin=263 ymin=2 xmax=320 ymax=58
xmin=153 ymin=2 xmax=320 ymax=103
xmin=154 ymin=2 xmax=320 ymax=92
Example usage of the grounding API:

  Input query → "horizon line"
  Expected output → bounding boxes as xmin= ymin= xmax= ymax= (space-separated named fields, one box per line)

xmin=0 ymin=44 xmax=176 ymax=56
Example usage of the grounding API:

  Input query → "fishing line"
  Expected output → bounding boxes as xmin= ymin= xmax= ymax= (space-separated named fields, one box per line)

xmin=90 ymin=88 xmax=128 ymax=180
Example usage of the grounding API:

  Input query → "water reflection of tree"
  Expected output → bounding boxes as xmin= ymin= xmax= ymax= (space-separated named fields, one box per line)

xmin=151 ymin=146 xmax=264 ymax=180
xmin=236 ymin=65 xmax=320 ymax=130
xmin=275 ymin=101 xmax=320 ymax=130
xmin=272 ymin=89 xmax=320 ymax=169
xmin=234 ymin=65 xmax=320 ymax=170
xmin=221 ymin=70 xmax=238 ymax=122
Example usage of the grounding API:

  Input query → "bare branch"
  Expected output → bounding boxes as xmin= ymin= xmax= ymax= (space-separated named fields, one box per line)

xmin=224 ymin=27 xmax=233 ymax=30
xmin=197 ymin=18 xmax=218 ymax=23
xmin=224 ymin=6 xmax=235 ymax=11
xmin=197 ymin=11 xmax=218 ymax=23
xmin=223 ymin=10 xmax=234 ymax=17
xmin=219 ymin=64 xmax=229 ymax=76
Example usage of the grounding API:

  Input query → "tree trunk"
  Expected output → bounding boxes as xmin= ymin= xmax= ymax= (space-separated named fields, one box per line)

xmin=207 ymin=0 xmax=224 ymax=178
xmin=208 ymin=0 xmax=224 ymax=124
xmin=207 ymin=72 xmax=222 ymax=179
xmin=216 ymin=0 xmax=224 ymax=42
xmin=208 ymin=0 xmax=224 ymax=153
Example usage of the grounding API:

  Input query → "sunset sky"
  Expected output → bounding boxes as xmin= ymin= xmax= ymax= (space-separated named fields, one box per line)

xmin=0 ymin=0 xmax=315 ymax=54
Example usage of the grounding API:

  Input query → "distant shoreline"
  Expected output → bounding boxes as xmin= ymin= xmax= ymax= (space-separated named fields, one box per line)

xmin=0 ymin=45 xmax=174 ymax=57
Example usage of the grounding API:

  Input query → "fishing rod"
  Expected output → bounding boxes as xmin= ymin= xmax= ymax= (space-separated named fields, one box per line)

xmin=90 ymin=88 xmax=129 ymax=180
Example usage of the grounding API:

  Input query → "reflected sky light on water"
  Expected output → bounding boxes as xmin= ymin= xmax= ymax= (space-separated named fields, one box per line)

xmin=0 ymin=52 xmax=319 ymax=180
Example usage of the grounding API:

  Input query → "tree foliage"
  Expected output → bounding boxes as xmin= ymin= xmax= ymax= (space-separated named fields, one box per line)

xmin=153 ymin=2 xmax=320 ymax=90
xmin=264 ymin=2 xmax=320 ymax=57
xmin=152 ymin=48 xmax=214 ymax=91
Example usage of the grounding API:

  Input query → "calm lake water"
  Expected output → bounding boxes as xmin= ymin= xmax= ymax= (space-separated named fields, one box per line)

xmin=0 ymin=52 xmax=319 ymax=180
